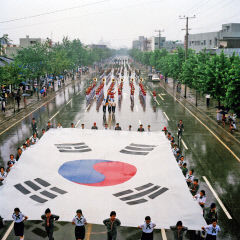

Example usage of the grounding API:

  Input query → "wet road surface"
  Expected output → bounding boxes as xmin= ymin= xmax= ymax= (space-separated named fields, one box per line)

xmin=0 ymin=60 xmax=239 ymax=240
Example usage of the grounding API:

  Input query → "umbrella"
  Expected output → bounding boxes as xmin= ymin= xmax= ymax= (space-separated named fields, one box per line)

xmin=22 ymin=93 xmax=30 ymax=97
xmin=220 ymin=110 xmax=228 ymax=115
xmin=40 ymin=89 xmax=45 ymax=94
xmin=19 ymin=82 xmax=26 ymax=86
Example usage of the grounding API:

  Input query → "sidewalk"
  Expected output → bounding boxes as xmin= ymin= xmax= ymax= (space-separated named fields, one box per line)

xmin=0 ymin=76 xmax=75 ymax=125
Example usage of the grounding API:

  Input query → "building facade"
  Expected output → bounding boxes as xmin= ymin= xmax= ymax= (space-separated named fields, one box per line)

xmin=189 ymin=23 xmax=240 ymax=52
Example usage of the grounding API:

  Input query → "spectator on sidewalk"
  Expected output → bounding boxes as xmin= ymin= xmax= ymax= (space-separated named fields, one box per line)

xmin=206 ymin=94 xmax=211 ymax=107
xmin=1 ymin=98 xmax=6 ymax=112
xmin=170 ymin=221 xmax=188 ymax=240
xmin=216 ymin=109 xmax=221 ymax=124
xmin=16 ymin=90 xmax=21 ymax=110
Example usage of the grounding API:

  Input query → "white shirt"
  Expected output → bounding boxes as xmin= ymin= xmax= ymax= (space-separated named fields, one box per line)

xmin=32 ymin=137 xmax=39 ymax=144
xmin=12 ymin=212 xmax=25 ymax=223
xmin=186 ymin=174 xmax=194 ymax=182
xmin=204 ymin=224 xmax=221 ymax=236
xmin=72 ymin=216 xmax=86 ymax=226
xmin=139 ymin=221 xmax=156 ymax=233
xmin=57 ymin=126 xmax=63 ymax=129
xmin=0 ymin=171 xmax=7 ymax=180
xmin=195 ymin=193 xmax=206 ymax=204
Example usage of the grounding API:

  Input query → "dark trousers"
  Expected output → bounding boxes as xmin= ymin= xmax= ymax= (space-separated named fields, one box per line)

xmin=46 ymin=227 xmax=54 ymax=240
xmin=206 ymin=234 xmax=216 ymax=240
xmin=107 ymin=232 xmax=117 ymax=240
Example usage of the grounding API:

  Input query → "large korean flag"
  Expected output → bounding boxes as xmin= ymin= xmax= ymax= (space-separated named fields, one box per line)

xmin=0 ymin=129 xmax=206 ymax=230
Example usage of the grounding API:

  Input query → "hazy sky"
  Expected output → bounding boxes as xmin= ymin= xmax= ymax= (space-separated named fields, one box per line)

xmin=1 ymin=0 xmax=240 ymax=48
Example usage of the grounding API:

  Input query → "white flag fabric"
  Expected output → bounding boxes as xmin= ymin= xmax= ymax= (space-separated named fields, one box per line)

xmin=0 ymin=129 xmax=206 ymax=230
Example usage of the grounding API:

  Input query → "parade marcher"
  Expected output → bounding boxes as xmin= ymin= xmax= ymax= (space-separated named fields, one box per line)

xmin=46 ymin=121 xmax=53 ymax=131
xmin=42 ymin=128 xmax=46 ymax=135
xmin=12 ymin=208 xmax=28 ymax=240
xmin=31 ymin=118 xmax=37 ymax=136
xmin=138 ymin=124 xmax=145 ymax=132
xmin=186 ymin=169 xmax=194 ymax=187
xmin=181 ymin=163 xmax=188 ymax=177
xmin=178 ymin=156 xmax=185 ymax=168
xmin=138 ymin=216 xmax=156 ymax=240
xmin=170 ymin=221 xmax=188 ymax=240
xmin=16 ymin=148 xmax=22 ymax=161
xmin=32 ymin=133 xmax=39 ymax=145
xmin=204 ymin=203 xmax=218 ymax=224
xmin=162 ymin=126 xmax=167 ymax=135
xmin=72 ymin=209 xmax=87 ymax=240
xmin=147 ymin=125 xmax=151 ymax=132
xmin=202 ymin=219 xmax=220 ymax=240
xmin=194 ymin=190 xmax=206 ymax=209
xmin=9 ymin=154 xmax=16 ymax=165
xmin=81 ymin=124 xmax=85 ymax=130
xmin=0 ymin=167 xmax=7 ymax=183
xmin=189 ymin=179 xmax=199 ymax=196
xmin=21 ymin=144 xmax=27 ymax=152
xmin=57 ymin=123 xmax=63 ymax=129
xmin=104 ymin=123 xmax=108 ymax=130
xmin=108 ymin=102 xmax=112 ymax=114
xmin=172 ymin=144 xmax=179 ymax=157
xmin=115 ymin=123 xmax=122 ymax=131
xmin=103 ymin=211 xmax=121 ymax=240
xmin=112 ymin=101 xmax=116 ymax=113
xmin=129 ymin=125 xmax=132 ymax=131
xmin=41 ymin=208 xmax=59 ymax=240
xmin=177 ymin=120 xmax=184 ymax=139
xmin=71 ymin=123 xmax=75 ymax=128
xmin=103 ymin=103 xmax=106 ymax=114
xmin=25 ymin=138 xmax=31 ymax=148
xmin=91 ymin=122 xmax=98 ymax=130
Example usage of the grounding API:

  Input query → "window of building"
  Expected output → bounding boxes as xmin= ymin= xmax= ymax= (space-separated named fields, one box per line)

xmin=209 ymin=40 xmax=212 ymax=45
xmin=204 ymin=40 xmax=206 ymax=45
xmin=30 ymin=41 xmax=36 ymax=44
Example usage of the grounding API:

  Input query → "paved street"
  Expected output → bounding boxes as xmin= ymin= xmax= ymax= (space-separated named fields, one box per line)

xmin=0 ymin=59 xmax=239 ymax=240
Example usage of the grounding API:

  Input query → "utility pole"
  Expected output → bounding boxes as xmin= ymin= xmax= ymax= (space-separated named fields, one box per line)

xmin=179 ymin=15 xmax=196 ymax=98
xmin=155 ymin=30 xmax=164 ymax=50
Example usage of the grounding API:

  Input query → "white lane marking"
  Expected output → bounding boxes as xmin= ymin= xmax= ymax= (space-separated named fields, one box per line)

xmin=161 ymin=228 xmax=167 ymax=240
xmin=163 ymin=112 xmax=170 ymax=121
xmin=85 ymin=104 xmax=91 ymax=112
xmin=203 ymin=176 xmax=232 ymax=219
xmin=138 ymin=120 xmax=141 ymax=125
xmin=1 ymin=222 xmax=14 ymax=240
xmin=77 ymin=91 xmax=81 ymax=95
xmin=75 ymin=119 xmax=81 ymax=127
xmin=136 ymin=105 xmax=139 ymax=112
xmin=66 ymin=99 xmax=72 ymax=105
xmin=156 ymin=100 xmax=160 ymax=105
xmin=162 ymin=85 xmax=240 ymax=163
xmin=49 ymin=110 xmax=60 ymax=121
xmin=150 ymin=92 xmax=153 ymax=96
xmin=158 ymin=94 xmax=164 ymax=100
xmin=181 ymin=139 xmax=188 ymax=150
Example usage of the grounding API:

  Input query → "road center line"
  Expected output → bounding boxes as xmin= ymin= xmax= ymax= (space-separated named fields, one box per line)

xmin=86 ymin=223 xmax=92 ymax=240
xmin=85 ymin=104 xmax=91 ymax=112
xmin=203 ymin=176 xmax=232 ymax=219
xmin=156 ymin=99 xmax=160 ymax=105
xmin=1 ymin=221 xmax=14 ymax=240
xmin=66 ymin=99 xmax=72 ymax=105
xmin=158 ymin=94 xmax=164 ymax=100
xmin=163 ymin=112 xmax=170 ymax=121
xmin=49 ymin=110 xmax=60 ymax=121
xmin=161 ymin=228 xmax=168 ymax=240
xmin=181 ymin=139 xmax=188 ymax=150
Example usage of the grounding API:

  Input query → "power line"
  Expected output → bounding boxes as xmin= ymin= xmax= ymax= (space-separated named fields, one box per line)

xmin=0 ymin=0 xmax=110 ymax=24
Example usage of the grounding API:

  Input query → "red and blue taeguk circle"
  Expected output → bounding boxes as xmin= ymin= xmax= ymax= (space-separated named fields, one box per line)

xmin=58 ymin=160 xmax=137 ymax=187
